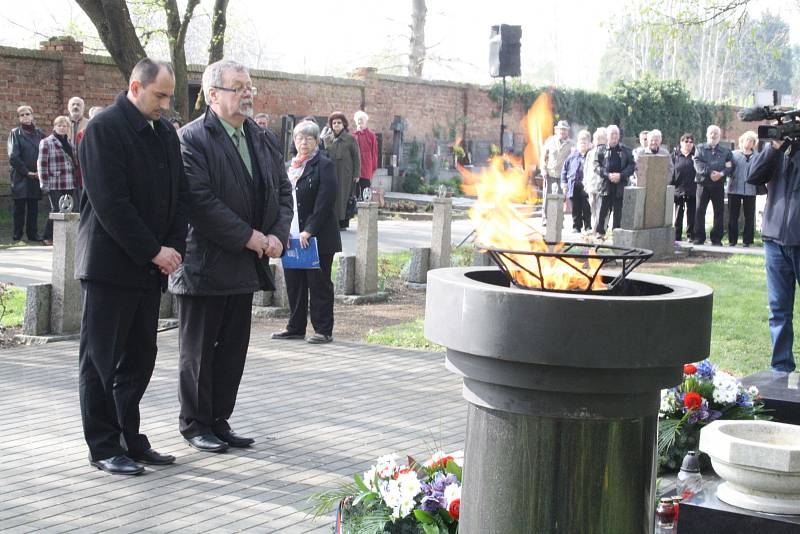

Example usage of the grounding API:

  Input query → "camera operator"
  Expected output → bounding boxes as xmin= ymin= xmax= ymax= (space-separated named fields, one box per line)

xmin=747 ymin=137 xmax=800 ymax=374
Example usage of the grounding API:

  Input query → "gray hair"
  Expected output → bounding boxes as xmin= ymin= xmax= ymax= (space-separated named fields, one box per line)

xmin=293 ymin=120 xmax=320 ymax=139
xmin=593 ymin=127 xmax=607 ymax=144
xmin=68 ymin=96 xmax=84 ymax=107
xmin=707 ymin=124 xmax=721 ymax=135
xmin=202 ymin=59 xmax=249 ymax=101
xmin=577 ymin=129 xmax=591 ymax=142
xmin=606 ymin=125 xmax=620 ymax=135
xmin=354 ymin=110 xmax=369 ymax=123
xmin=647 ymin=129 xmax=662 ymax=141
xmin=88 ymin=106 xmax=104 ymax=118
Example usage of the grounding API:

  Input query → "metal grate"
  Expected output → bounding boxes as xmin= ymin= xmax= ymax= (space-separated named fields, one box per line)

xmin=483 ymin=241 xmax=653 ymax=293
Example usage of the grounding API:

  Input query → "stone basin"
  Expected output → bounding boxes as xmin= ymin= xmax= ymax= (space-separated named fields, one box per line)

xmin=700 ymin=420 xmax=800 ymax=515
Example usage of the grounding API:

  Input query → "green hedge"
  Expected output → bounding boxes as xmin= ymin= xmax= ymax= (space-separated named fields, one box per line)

xmin=491 ymin=77 xmax=732 ymax=145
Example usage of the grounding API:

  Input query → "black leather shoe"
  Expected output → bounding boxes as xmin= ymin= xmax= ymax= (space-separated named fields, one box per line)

xmin=90 ymin=455 xmax=144 ymax=475
xmin=306 ymin=333 xmax=333 ymax=344
xmin=711 ymin=241 xmax=723 ymax=247
xmin=129 ymin=448 xmax=176 ymax=465
xmin=271 ymin=330 xmax=305 ymax=340
xmin=185 ymin=434 xmax=228 ymax=452
xmin=215 ymin=429 xmax=255 ymax=448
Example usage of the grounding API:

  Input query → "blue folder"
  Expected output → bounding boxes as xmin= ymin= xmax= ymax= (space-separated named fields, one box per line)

xmin=281 ymin=237 xmax=321 ymax=269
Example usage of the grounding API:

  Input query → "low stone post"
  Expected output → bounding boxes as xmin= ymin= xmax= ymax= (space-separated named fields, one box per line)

xmin=49 ymin=212 xmax=81 ymax=334
xmin=335 ymin=254 xmax=356 ymax=295
xmin=430 ymin=197 xmax=452 ymax=270
xmin=544 ymin=192 xmax=564 ymax=242
xmin=665 ymin=185 xmax=675 ymax=227
xmin=355 ymin=201 xmax=379 ymax=295
xmin=406 ymin=247 xmax=430 ymax=285
xmin=271 ymin=260 xmax=290 ymax=308
xmin=23 ymin=284 xmax=51 ymax=336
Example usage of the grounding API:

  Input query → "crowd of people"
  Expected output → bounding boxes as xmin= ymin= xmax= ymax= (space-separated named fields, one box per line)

xmin=542 ymin=121 xmax=763 ymax=247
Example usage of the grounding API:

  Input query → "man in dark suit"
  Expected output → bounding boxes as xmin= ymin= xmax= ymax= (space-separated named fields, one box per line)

xmin=169 ymin=59 xmax=293 ymax=453
xmin=76 ymin=58 xmax=189 ymax=475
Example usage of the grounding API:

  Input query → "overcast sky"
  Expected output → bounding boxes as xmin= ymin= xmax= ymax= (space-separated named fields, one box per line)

xmin=1 ymin=0 xmax=796 ymax=90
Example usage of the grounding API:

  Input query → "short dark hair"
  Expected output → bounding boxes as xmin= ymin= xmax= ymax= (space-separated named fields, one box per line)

xmin=639 ymin=130 xmax=649 ymax=137
xmin=328 ymin=112 xmax=348 ymax=130
xmin=680 ymin=133 xmax=694 ymax=143
xmin=130 ymin=58 xmax=174 ymax=87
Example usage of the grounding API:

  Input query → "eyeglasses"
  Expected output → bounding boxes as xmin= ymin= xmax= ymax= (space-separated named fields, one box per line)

xmin=213 ymin=85 xmax=257 ymax=96
xmin=682 ymin=139 xmax=694 ymax=143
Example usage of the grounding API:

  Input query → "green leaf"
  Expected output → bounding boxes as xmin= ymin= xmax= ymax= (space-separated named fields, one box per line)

xmin=414 ymin=509 xmax=437 ymax=524
xmin=354 ymin=473 xmax=370 ymax=493
xmin=421 ymin=524 xmax=441 ymax=534
xmin=444 ymin=460 xmax=462 ymax=481
xmin=438 ymin=508 xmax=454 ymax=523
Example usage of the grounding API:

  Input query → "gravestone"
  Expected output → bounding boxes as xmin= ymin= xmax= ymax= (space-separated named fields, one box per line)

xmin=335 ymin=254 xmax=356 ymax=295
xmin=613 ymin=154 xmax=675 ymax=259
xmin=23 ymin=283 xmax=51 ymax=336
xmin=336 ymin=202 xmax=387 ymax=304
xmin=405 ymin=247 xmax=430 ymax=286
xmin=741 ymin=371 xmax=800 ymax=425
xmin=544 ymin=191 xmax=565 ymax=242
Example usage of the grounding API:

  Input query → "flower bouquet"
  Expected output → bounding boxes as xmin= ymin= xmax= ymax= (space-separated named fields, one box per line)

xmin=310 ymin=451 xmax=462 ymax=534
xmin=658 ymin=360 xmax=769 ymax=472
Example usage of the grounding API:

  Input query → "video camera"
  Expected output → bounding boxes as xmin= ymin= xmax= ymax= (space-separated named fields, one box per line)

xmin=737 ymin=106 xmax=800 ymax=142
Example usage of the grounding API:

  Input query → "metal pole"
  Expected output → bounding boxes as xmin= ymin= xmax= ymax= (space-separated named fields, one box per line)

xmin=499 ymin=76 xmax=507 ymax=154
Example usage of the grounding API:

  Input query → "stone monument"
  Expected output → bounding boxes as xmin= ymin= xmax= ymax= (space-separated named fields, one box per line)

xmin=613 ymin=154 xmax=675 ymax=259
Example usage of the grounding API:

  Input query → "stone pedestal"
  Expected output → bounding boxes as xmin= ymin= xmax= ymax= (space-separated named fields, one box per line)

xmin=355 ymin=202 xmax=379 ymax=295
xmin=741 ymin=371 xmax=800 ymax=425
xmin=269 ymin=259 xmax=290 ymax=308
xmin=430 ymin=197 xmax=452 ymax=270
xmin=544 ymin=193 xmax=564 ymax=243
xmin=621 ymin=187 xmax=646 ymax=230
xmin=49 ymin=212 xmax=81 ymax=334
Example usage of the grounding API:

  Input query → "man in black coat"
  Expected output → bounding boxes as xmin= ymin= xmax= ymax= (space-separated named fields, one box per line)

xmin=169 ymin=59 xmax=293 ymax=453
xmin=75 ymin=58 xmax=189 ymax=475
xmin=593 ymin=124 xmax=635 ymax=237
xmin=692 ymin=124 xmax=734 ymax=246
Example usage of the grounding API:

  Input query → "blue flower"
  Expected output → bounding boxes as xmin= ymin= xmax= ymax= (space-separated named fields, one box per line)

xmin=695 ymin=360 xmax=716 ymax=380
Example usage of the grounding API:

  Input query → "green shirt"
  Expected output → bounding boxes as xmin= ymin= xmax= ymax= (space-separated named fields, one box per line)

xmin=220 ymin=117 xmax=252 ymax=177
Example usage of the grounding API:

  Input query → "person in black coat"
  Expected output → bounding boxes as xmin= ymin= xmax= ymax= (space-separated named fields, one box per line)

xmin=75 ymin=59 xmax=189 ymax=475
xmin=8 ymin=105 xmax=45 ymax=242
xmin=593 ymin=125 xmax=635 ymax=237
xmin=169 ymin=59 xmax=293 ymax=453
xmin=671 ymin=133 xmax=697 ymax=242
xmin=272 ymin=120 xmax=342 ymax=344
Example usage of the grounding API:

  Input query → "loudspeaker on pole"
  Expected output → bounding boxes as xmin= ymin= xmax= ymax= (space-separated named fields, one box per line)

xmin=489 ymin=24 xmax=522 ymax=78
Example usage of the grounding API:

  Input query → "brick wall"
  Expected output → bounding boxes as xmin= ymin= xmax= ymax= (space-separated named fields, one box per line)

xmin=1 ymin=36 xmax=757 ymax=196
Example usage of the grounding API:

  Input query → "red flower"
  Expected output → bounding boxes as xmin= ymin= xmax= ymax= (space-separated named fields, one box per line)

xmin=431 ymin=456 xmax=454 ymax=469
xmin=393 ymin=468 xmax=412 ymax=480
xmin=683 ymin=392 xmax=703 ymax=410
xmin=684 ymin=364 xmax=697 ymax=375
xmin=448 ymin=498 xmax=460 ymax=520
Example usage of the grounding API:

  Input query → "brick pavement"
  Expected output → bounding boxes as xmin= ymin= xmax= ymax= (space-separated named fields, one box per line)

xmin=0 ymin=331 xmax=466 ymax=533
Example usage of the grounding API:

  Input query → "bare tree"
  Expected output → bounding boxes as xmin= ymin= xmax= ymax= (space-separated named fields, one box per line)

xmin=408 ymin=0 xmax=426 ymax=77
xmin=194 ymin=0 xmax=230 ymax=114
xmin=75 ymin=0 xmax=229 ymax=121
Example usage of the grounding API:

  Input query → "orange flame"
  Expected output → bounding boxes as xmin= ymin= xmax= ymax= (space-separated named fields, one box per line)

xmin=459 ymin=93 xmax=605 ymax=291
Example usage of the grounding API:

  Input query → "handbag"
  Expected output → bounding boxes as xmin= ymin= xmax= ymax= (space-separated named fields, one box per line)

xmin=756 ymin=183 xmax=768 ymax=195
xmin=346 ymin=194 xmax=358 ymax=219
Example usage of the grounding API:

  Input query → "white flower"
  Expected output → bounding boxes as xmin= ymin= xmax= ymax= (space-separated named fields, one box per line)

xmin=379 ymin=472 xmax=421 ymax=520
xmin=374 ymin=454 xmax=398 ymax=479
xmin=444 ymin=482 xmax=461 ymax=506
xmin=712 ymin=371 xmax=739 ymax=404
xmin=363 ymin=466 xmax=378 ymax=492
xmin=660 ymin=389 xmax=678 ymax=414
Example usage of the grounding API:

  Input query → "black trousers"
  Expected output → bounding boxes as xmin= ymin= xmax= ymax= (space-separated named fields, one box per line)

xmin=284 ymin=253 xmax=335 ymax=336
xmin=595 ymin=195 xmax=623 ymax=235
xmin=570 ymin=184 xmax=592 ymax=232
xmin=728 ymin=194 xmax=756 ymax=246
xmin=43 ymin=189 xmax=77 ymax=240
xmin=12 ymin=198 xmax=39 ymax=241
xmin=78 ymin=281 xmax=161 ymax=461
xmin=674 ymin=194 xmax=696 ymax=241
xmin=357 ymin=178 xmax=371 ymax=199
xmin=177 ymin=292 xmax=253 ymax=438
xmin=694 ymin=184 xmax=725 ymax=243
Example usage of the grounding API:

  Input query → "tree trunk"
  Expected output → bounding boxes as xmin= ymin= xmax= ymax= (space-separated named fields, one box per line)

xmin=194 ymin=0 xmax=229 ymax=115
xmin=75 ymin=0 xmax=146 ymax=81
xmin=162 ymin=0 xmax=200 ymax=121
xmin=408 ymin=0 xmax=427 ymax=77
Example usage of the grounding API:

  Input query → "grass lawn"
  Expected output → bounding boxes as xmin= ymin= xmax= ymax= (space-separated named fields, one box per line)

xmin=365 ymin=254 xmax=787 ymax=378
xmin=0 ymin=286 xmax=26 ymax=327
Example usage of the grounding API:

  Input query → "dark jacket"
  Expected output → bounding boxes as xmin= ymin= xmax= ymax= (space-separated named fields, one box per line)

xmin=8 ymin=126 xmax=45 ymax=199
xmin=693 ymin=143 xmax=734 ymax=187
xmin=594 ymin=142 xmax=635 ymax=198
xmin=671 ymin=148 xmax=697 ymax=197
xmin=560 ymin=150 xmax=588 ymax=198
xmin=293 ymin=151 xmax=343 ymax=255
xmin=75 ymin=92 xmax=189 ymax=289
xmin=747 ymin=144 xmax=800 ymax=246
xmin=326 ymin=130 xmax=361 ymax=220
xmin=169 ymin=108 xmax=293 ymax=296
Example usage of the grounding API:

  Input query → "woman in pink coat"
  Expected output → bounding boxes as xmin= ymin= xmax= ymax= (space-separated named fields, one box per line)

xmin=352 ymin=110 xmax=378 ymax=198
